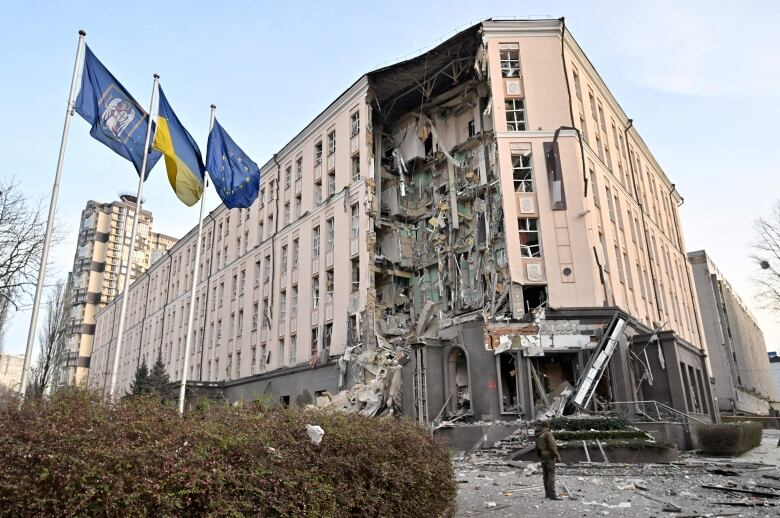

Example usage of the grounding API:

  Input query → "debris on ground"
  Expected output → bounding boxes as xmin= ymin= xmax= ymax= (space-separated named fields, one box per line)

xmin=305 ymin=424 xmax=324 ymax=445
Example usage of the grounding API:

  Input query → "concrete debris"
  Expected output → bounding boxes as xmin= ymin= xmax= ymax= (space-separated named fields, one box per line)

xmin=306 ymin=424 xmax=324 ymax=446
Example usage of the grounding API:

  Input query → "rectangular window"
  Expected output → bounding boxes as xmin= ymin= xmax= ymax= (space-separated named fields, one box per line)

xmin=625 ymin=252 xmax=633 ymax=290
xmin=512 ymin=152 xmax=533 ymax=192
xmin=315 ymin=141 xmax=323 ymax=165
xmin=505 ymin=99 xmax=526 ymax=131
xmin=311 ymin=327 xmax=319 ymax=358
xmin=351 ymin=204 xmax=359 ymax=238
xmin=312 ymin=226 xmax=320 ymax=258
xmin=589 ymin=91 xmax=597 ymax=119
xmin=264 ymin=254 xmax=271 ymax=281
xmin=350 ymin=111 xmax=359 ymax=137
xmin=615 ymin=246 xmax=625 ymax=284
xmin=312 ymin=277 xmax=320 ymax=308
xmin=252 ymin=302 xmax=259 ymax=329
xmin=291 ymin=286 xmax=298 ymax=314
xmin=284 ymin=202 xmax=290 ymax=226
xmin=326 ymin=270 xmax=334 ymax=303
xmin=327 ymin=171 xmax=335 ymax=196
xmin=614 ymin=195 xmax=624 ymax=229
xmin=323 ymin=323 xmax=332 ymax=352
xmin=295 ymin=157 xmax=303 ymax=180
xmin=295 ymin=194 xmax=301 ymax=220
xmin=326 ymin=218 xmax=334 ymax=252
xmin=597 ymin=103 xmax=606 ymax=131
xmin=292 ymin=238 xmax=299 ymax=270
xmin=605 ymin=185 xmax=615 ymax=222
xmin=281 ymin=245 xmax=288 ymax=272
xmin=254 ymin=260 xmax=261 ymax=285
xmin=351 ymin=259 xmax=360 ymax=293
xmin=237 ymin=309 xmax=244 ymax=336
xmin=572 ymin=67 xmax=582 ymax=99
xmin=590 ymin=170 xmax=600 ymax=207
xmin=280 ymin=292 xmax=286 ymax=321
xmin=327 ymin=131 xmax=336 ymax=156
xmin=518 ymin=218 xmax=540 ymax=257
xmin=258 ymin=221 xmax=264 ymax=243
xmin=351 ymin=156 xmax=360 ymax=182
xmin=232 ymin=274 xmax=238 ymax=298
xmin=239 ymin=269 xmax=245 ymax=294
xmin=499 ymin=44 xmax=520 ymax=77
xmin=285 ymin=166 xmax=292 ymax=189
xmin=289 ymin=334 xmax=297 ymax=365
xmin=234 ymin=352 xmax=240 ymax=378
xmin=579 ymin=115 xmax=589 ymax=144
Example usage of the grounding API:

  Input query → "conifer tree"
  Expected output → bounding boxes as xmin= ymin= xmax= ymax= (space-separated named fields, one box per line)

xmin=147 ymin=349 xmax=171 ymax=399
xmin=128 ymin=360 xmax=150 ymax=396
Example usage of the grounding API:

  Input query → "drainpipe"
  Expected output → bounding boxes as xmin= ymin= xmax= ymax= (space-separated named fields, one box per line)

xmin=623 ymin=120 xmax=663 ymax=323
xmin=268 ymin=155 xmax=281 ymax=336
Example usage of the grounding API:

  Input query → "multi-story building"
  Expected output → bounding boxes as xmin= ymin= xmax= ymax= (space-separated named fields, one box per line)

xmin=59 ymin=195 xmax=176 ymax=386
xmin=689 ymin=250 xmax=776 ymax=415
xmin=0 ymin=353 xmax=24 ymax=392
xmin=88 ymin=19 xmax=716 ymax=423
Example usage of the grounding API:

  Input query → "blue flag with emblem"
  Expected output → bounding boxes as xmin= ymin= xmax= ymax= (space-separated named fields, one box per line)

xmin=205 ymin=119 xmax=261 ymax=209
xmin=74 ymin=45 xmax=161 ymax=178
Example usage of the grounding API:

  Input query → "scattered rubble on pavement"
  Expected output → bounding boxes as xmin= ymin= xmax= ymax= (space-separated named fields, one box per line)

xmin=455 ymin=429 xmax=780 ymax=517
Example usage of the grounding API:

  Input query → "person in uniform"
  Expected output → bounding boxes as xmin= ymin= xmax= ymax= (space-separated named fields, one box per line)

xmin=535 ymin=420 xmax=561 ymax=500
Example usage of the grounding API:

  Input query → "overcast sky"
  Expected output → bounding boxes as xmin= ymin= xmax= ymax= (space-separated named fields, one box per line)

xmin=3 ymin=1 xmax=780 ymax=360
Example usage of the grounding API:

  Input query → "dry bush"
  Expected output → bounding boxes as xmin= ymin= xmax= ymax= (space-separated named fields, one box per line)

xmin=0 ymin=391 xmax=455 ymax=517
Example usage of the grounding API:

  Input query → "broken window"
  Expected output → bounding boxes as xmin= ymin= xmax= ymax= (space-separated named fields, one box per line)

xmin=447 ymin=347 xmax=471 ymax=415
xmin=351 ymin=156 xmax=360 ymax=182
xmin=350 ymin=111 xmax=359 ymax=137
xmin=264 ymin=254 xmax=271 ymax=281
xmin=351 ymin=204 xmax=359 ymax=238
xmin=325 ymin=270 xmax=334 ymax=303
xmin=518 ymin=218 xmax=540 ymax=257
xmin=295 ymin=157 xmax=303 ymax=180
xmin=284 ymin=202 xmax=290 ymax=226
xmin=323 ymin=323 xmax=332 ymax=352
xmin=327 ymin=171 xmax=335 ymax=196
xmin=281 ymin=245 xmax=288 ymax=272
xmin=279 ymin=291 xmax=286 ymax=322
xmin=291 ymin=238 xmax=299 ymax=270
xmin=589 ymin=91 xmax=597 ymax=119
xmin=239 ymin=270 xmax=246 ymax=294
xmin=498 ymin=352 xmax=521 ymax=414
xmin=523 ymin=284 xmax=547 ymax=311
xmin=314 ymin=141 xmax=323 ymax=165
xmin=326 ymin=218 xmax=334 ymax=252
xmin=312 ymin=225 xmax=320 ymax=258
xmin=351 ymin=258 xmax=360 ymax=293
xmin=512 ymin=152 xmax=533 ymax=192
xmin=327 ymin=131 xmax=336 ymax=156
xmin=615 ymin=245 xmax=625 ymax=284
xmin=499 ymin=43 xmax=520 ymax=77
xmin=312 ymin=277 xmax=320 ymax=308
xmin=314 ymin=182 xmax=322 ymax=205
xmin=258 ymin=221 xmax=264 ymax=243
xmin=605 ymin=185 xmax=615 ymax=221
xmin=291 ymin=286 xmax=298 ymax=314
xmin=285 ymin=166 xmax=292 ymax=189
xmin=237 ymin=310 xmax=244 ymax=336
xmin=311 ymin=327 xmax=319 ymax=358
xmin=295 ymin=194 xmax=301 ymax=219
xmin=505 ymin=99 xmax=526 ymax=131
xmin=252 ymin=302 xmax=259 ymax=329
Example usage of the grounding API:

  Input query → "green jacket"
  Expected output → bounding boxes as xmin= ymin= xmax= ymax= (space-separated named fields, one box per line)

xmin=535 ymin=429 xmax=560 ymax=460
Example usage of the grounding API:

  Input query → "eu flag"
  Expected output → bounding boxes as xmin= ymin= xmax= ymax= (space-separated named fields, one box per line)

xmin=74 ymin=46 xmax=161 ymax=178
xmin=206 ymin=120 xmax=260 ymax=209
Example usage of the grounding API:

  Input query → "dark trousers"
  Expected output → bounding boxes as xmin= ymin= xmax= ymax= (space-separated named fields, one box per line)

xmin=541 ymin=459 xmax=556 ymax=497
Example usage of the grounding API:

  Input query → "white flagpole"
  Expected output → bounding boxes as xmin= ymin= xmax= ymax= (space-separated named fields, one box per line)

xmin=19 ymin=30 xmax=86 ymax=398
xmin=108 ymin=74 xmax=160 ymax=401
xmin=178 ymin=104 xmax=216 ymax=415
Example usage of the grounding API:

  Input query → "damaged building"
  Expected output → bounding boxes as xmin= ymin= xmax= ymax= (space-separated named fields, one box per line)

xmin=88 ymin=18 xmax=718 ymax=432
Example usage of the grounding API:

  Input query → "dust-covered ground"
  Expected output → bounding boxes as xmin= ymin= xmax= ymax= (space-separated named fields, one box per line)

xmin=455 ymin=429 xmax=780 ymax=517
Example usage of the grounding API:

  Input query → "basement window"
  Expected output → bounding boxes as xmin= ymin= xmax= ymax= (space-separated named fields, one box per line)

xmin=505 ymin=99 xmax=526 ymax=131
xmin=499 ymin=44 xmax=521 ymax=77
xmin=512 ymin=152 xmax=533 ymax=192
xmin=518 ymin=218 xmax=540 ymax=257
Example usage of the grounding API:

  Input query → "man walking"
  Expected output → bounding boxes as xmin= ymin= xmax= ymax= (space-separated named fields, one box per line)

xmin=535 ymin=420 xmax=562 ymax=500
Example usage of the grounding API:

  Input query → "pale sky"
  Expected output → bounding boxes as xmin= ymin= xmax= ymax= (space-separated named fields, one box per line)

xmin=3 ymin=1 xmax=780 ymax=359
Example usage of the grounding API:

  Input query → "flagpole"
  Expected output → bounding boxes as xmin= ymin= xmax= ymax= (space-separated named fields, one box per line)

xmin=108 ymin=74 xmax=159 ymax=401
xmin=178 ymin=105 xmax=216 ymax=415
xmin=19 ymin=30 xmax=87 ymax=398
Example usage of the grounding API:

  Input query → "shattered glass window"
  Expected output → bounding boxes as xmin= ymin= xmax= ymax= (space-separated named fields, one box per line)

xmin=312 ymin=226 xmax=320 ymax=257
xmin=351 ymin=204 xmax=359 ymax=237
xmin=505 ymin=99 xmax=526 ymax=131
xmin=315 ymin=142 xmax=323 ymax=165
xmin=518 ymin=218 xmax=540 ymax=258
xmin=500 ymin=47 xmax=521 ymax=78
xmin=327 ymin=131 xmax=336 ymax=155
xmin=312 ymin=277 xmax=320 ymax=308
xmin=512 ymin=153 xmax=533 ymax=192
xmin=350 ymin=111 xmax=359 ymax=137
xmin=296 ymin=157 xmax=303 ymax=180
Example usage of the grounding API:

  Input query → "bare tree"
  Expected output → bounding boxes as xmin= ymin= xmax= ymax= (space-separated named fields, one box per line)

xmin=753 ymin=202 xmax=780 ymax=311
xmin=29 ymin=280 xmax=69 ymax=396
xmin=0 ymin=177 xmax=47 ymax=311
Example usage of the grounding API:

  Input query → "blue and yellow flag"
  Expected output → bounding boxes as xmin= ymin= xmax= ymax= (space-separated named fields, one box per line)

xmin=75 ymin=46 xmax=161 ymax=178
xmin=152 ymin=87 xmax=205 ymax=206
xmin=206 ymin=119 xmax=261 ymax=209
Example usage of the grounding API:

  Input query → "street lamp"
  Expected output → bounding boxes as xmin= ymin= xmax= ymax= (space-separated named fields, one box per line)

xmin=760 ymin=260 xmax=779 ymax=276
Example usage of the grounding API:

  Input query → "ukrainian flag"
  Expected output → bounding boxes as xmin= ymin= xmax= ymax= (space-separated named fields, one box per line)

xmin=152 ymin=86 xmax=205 ymax=206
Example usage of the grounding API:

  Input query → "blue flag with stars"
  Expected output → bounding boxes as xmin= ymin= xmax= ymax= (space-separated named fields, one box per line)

xmin=205 ymin=119 xmax=260 ymax=209
xmin=74 ymin=45 xmax=161 ymax=178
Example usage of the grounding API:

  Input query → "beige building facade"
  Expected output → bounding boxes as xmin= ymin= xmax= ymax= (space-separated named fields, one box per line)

xmin=60 ymin=196 xmax=176 ymax=386
xmin=89 ymin=19 xmax=715 ymax=423
xmin=0 ymin=353 xmax=24 ymax=392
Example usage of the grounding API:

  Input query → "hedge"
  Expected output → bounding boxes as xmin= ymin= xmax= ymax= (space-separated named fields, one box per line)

xmin=695 ymin=421 xmax=763 ymax=456
xmin=550 ymin=416 xmax=628 ymax=431
xmin=0 ymin=391 xmax=456 ymax=517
